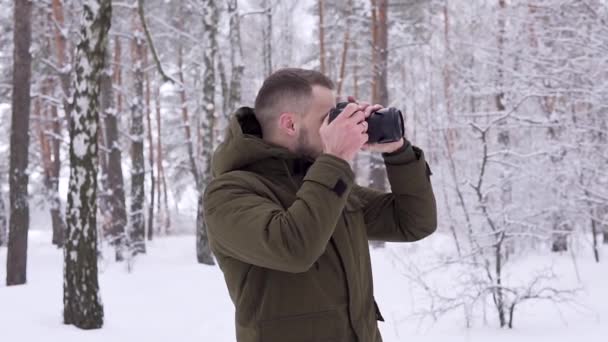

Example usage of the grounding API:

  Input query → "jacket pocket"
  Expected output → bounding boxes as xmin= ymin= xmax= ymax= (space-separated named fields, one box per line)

xmin=258 ymin=309 xmax=342 ymax=342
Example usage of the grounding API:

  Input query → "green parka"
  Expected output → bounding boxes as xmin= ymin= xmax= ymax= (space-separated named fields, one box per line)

xmin=203 ymin=107 xmax=437 ymax=342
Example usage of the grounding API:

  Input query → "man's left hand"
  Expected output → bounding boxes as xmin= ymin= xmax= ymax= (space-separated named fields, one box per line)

xmin=347 ymin=95 xmax=406 ymax=154
xmin=362 ymin=137 xmax=405 ymax=153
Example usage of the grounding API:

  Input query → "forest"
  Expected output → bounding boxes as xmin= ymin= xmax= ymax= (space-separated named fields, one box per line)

xmin=0 ymin=0 xmax=607 ymax=341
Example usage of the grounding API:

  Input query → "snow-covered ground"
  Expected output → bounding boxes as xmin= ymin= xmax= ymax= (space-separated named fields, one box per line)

xmin=1 ymin=230 xmax=606 ymax=342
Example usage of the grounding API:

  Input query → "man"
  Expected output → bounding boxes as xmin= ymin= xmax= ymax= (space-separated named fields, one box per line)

xmin=203 ymin=68 xmax=437 ymax=342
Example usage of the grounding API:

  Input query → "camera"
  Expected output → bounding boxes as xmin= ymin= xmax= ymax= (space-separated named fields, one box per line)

xmin=328 ymin=102 xmax=404 ymax=144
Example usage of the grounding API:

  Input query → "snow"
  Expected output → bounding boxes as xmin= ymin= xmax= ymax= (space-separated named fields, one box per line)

xmin=159 ymin=81 xmax=177 ymax=96
xmin=0 ymin=231 xmax=607 ymax=342
xmin=72 ymin=133 xmax=88 ymax=158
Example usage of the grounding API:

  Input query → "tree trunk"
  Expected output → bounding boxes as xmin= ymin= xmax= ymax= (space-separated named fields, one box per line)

xmin=41 ymin=7 xmax=69 ymax=247
xmin=0 ymin=190 xmax=6 ymax=246
xmin=36 ymin=77 xmax=66 ymax=248
xmin=368 ymin=0 xmax=388 ymax=196
xmin=129 ymin=9 xmax=146 ymax=255
xmin=6 ymin=0 xmax=33 ymax=286
xmin=51 ymin=0 xmax=72 ymax=114
xmin=495 ymin=242 xmax=507 ymax=327
xmin=370 ymin=0 xmax=378 ymax=104
xmin=177 ymin=32 xmax=201 ymax=191
xmin=217 ymin=55 xmax=229 ymax=120
xmin=63 ymin=0 xmax=111 ymax=329
xmin=353 ymin=40 xmax=359 ymax=99
xmin=113 ymin=37 xmax=123 ymax=115
xmin=495 ymin=0 xmax=510 ymax=150
xmin=336 ymin=0 xmax=353 ymax=98
xmin=155 ymin=79 xmax=171 ymax=234
xmin=145 ymin=47 xmax=155 ymax=241
xmin=262 ymin=0 xmax=273 ymax=78
xmin=101 ymin=37 xmax=127 ymax=261
xmin=376 ymin=0 xmax=389 ymax=108
xmin=228 ymin=0 xmax=244 ymax=114
xmin=98 ymin=68 xmax=112 ymax=247
xmin=197 ymin=0 xmax=218 ymax=265
xmin=49 ymin=88 xmax=66 ymax=247
xmin=442 ymin=1 xmax=457 ymax=155
xmin=318 ymin=0 xmax=326 ymax=73
xmin=590 ymin=208 xmax=600 ymax=263
xmin=495 ymin=0 xmax=514 ymax=258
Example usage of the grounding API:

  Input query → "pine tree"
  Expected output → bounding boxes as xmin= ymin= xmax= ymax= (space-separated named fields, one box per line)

xmin=100 ymin=36 xmax=127 ymax=261
xmin=6 ymin=0 xmax=33 ymax=287
xmin=129 ymin=8 xmax=146 ymax=255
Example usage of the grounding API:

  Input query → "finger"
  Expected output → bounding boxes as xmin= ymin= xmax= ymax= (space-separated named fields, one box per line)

xmin=337 ymin=103 xmax=360 ymax=121
xmin=361 ymin=133 xmax=369 ymax=144
xmin=321 ymin=111 xmax=331 ymax=127
xmin=348 ymin=110 xmax=366 ymax=124
xmin=358 ymin=102 xmax=371 ymax=112
xmin=347 ymin=95 xmax=357 ymax=103
xmin=364 ymin=104 xmax=384 ymax=118
xmin=360 ymin=121 xmax=368 ymax=133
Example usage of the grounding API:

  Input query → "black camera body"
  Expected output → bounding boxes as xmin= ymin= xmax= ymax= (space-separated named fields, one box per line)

xmin=328 ymin=102 xmax=404 ymax=144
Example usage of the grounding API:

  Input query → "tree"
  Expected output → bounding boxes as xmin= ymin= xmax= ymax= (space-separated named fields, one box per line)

xmin=45 ymin=0 xmax=72 ymax=247
xmin=0 ymin=185 xmax=7 ymax=246
xmin=100 ymin=36 xmax=128 ymax=261
xmin=0 ymin=0 xmax=12 ymax=248
xmin=368 ymin=0 xmax=389 ymax=193
xmin=63 ymin=0 xmax=111 ymax=329
xmin=196 ymin=0 xmax=217 ymax=265
xmin=335 ymin=0 xmax=353 ymax=99
xmin=34 ymin=75 xmax=65 ymax=248
xmin=318 ymin=0 xmax=326 ymax=74
xmin=154 ymin=75 xmax=171 ymax=234
xmin=227 ymin=0 xmax=244 ymax=113
xmin=144 ymin=47 xmax=155 ymax=241
xmin=33 ymin=5 xmax=68 ymax=248
xmin=262 ymin=0 xmax=273 ymax=78
xmin=6 ymin=0 xmax=33 ymax=286
xmin=367 ymin=0 xmax=389 ymax=250
xmin=129 ymin=8 xmax=146 ymax=255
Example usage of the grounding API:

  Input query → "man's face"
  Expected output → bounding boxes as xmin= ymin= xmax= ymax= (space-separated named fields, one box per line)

xmin=295 ymin=85 xmax=336 ymax=159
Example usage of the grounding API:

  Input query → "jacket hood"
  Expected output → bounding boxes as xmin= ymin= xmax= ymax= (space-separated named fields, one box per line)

xmin=211 ymin=107 xmax=313 ymax=178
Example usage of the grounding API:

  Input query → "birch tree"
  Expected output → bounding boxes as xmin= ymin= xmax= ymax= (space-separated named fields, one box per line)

xmin=196 ymin=0 xmax=217 ymax=265
xmin=63 ymin=0 xmax=111 ymax=329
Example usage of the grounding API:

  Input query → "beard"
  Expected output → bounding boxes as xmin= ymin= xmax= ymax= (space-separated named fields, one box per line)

xmin=294 ymin=126 xmax=320 ymax=160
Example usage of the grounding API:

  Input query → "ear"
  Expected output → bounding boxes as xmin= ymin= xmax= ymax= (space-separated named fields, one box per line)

xmin=278 ymin=112 xmax=298 ymax=137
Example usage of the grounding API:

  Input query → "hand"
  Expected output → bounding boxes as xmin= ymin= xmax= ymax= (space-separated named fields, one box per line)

xmin=320 ymin=102 xmax=369 ymax=162
xmin=347 ymin=96 xmax=381 ymax=116
xmin=362 ymin=137 xmax=405 ymax=153
xmin=347 ymin=96 xmax=405 ymax=154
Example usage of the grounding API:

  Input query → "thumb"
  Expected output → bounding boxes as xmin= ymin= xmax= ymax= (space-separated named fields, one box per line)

xmin=322 ymin=112 xmax=331 ymax=128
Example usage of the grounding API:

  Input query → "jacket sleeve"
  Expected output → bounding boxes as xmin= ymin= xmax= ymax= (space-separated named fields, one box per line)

xmin=353 ymin=139 xmax=437 ymax=242
xmin=203 ymin=154 xmax=355 ymax=273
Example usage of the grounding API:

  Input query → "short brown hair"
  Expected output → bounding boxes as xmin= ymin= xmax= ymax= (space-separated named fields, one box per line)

xmin=254 ymin=68 xmax=334 ymax=132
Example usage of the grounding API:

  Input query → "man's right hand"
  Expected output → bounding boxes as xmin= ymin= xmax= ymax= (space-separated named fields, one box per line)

xmin=320 ymin=103 xmax=369 ymax=162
